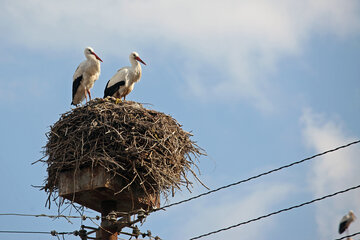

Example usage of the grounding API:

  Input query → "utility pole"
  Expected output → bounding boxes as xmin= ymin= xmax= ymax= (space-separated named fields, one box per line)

xmin=57 ymin=167 xmax=160 ymax=240
xmin=100 ymin=200 xmax=118 ymax=240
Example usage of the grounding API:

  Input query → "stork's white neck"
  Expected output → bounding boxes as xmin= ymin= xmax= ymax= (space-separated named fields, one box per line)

xmin=130 ymin=59 xmax=142 ymax=73
xmin=86 ymin=54 xmax=97 ymax=62
xmin=129 ymin=57 xmax=138 ymax=67
xmin=84 ymin=55 xmax=100 ymax=72
xmin=129 ymin=59 xmax=142 ymax=84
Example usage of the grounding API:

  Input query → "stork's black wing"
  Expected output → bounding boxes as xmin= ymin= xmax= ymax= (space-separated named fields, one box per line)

xmin=71 ymin=75 xmax=83 ymax=105
xmin=103 ymin=80 xmax=125 ymax=98
xmin=339 ymin=220 xmax=349 ymax=234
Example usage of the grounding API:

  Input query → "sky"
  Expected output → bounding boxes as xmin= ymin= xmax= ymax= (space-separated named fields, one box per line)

xmin=0 ymin=0 xmax=360 ymax=239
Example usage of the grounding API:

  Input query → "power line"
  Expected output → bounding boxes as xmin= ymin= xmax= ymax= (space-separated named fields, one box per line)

xmin=0 ymin=230 xmax=75 ymax=235
xmin=335 ymin=231 xmax=360 ymax=240
xmin=0 ymin=213 xmax=100 ymax=220
xmin=0 ymin=230 xmax=50 ymax=234
xmin=1 ymin=142 xmax=356 ymax=238
xmin=189 ymin=183 xmax=360 ymax=240
xmin=153 ymin=140 xmax=360 ymax=212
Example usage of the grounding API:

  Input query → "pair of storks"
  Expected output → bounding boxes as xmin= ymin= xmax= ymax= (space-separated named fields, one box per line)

xmin=71 ymin=47 xmax=146 ymax=106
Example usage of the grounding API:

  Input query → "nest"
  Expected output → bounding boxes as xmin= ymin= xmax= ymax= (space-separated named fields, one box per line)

xmin=40 ymin=97 xmax=205 ymax=207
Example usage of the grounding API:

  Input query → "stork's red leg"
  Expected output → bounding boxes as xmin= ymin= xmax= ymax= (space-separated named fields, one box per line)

xmin=84 ymin=89 xmax=88 ymax=103
xmin=87 ymin=89 xmax=92 ymax=100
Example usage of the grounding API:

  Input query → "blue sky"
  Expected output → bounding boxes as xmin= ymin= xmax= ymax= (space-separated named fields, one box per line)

xmin=0 ymin=0 xmax=360 ymax=239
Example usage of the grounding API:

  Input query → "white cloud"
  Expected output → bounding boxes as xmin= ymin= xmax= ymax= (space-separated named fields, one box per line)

xmin=301 ymin=108 xmax=360 ymax=239
xmin=1 ymin=0 xmax=360 ymax=110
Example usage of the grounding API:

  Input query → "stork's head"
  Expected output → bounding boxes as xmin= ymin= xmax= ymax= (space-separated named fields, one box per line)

xmin=349 ymin=211 xmax=356 ymax=221
xmin=130 ymin=52 xmax=146 ymax=65
xmin=84 ymin=47 xmax=103 ymax=62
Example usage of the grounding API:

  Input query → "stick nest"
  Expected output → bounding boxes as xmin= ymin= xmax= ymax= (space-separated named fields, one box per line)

xmin=41 ymin=97 xmax=205 ymax=205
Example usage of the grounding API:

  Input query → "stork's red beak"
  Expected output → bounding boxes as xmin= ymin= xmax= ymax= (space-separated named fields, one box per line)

xmin=92 ymin=52 xmax=103 ymax=62
xmin=135 ymin=56 xmax=146 ymax=65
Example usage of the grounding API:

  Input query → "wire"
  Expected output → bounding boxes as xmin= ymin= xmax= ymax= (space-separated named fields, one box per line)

xmin=0 ymin=230 xmax=50 ymax=234
xmin=335 ymin=231 xmax=360 ymax=240
xmin=189 ymin=183 xmax=360 ymax=240
xmin=0 ymin=230 xmax=74 ymax=235
xmin=0 ymin=213 xmax=100 ymax=220
xmin=0 ymin=229 xmax=150 ymax=240
xmin=153 ymin=140 xmax=360 ymax=212
xmin=1 ymin=142 xmax=356 ymax=239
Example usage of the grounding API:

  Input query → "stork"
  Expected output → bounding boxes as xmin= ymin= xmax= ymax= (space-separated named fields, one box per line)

xmin=103 ymin=52 xmax=146 ymax=102
xmin=339 ymin=210 xmax=356 ymax=235
xmin=71 ymin=47 xmax=103 ymax=106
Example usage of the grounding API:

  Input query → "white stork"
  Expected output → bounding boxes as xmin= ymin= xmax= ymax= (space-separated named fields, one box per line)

xmin=103 ymin=52 xmax=146 ymax=101
xmin=339 ymin=210 xmax=356 ymax=235
xmin=71 ymin=47 xmax=103 ymax=106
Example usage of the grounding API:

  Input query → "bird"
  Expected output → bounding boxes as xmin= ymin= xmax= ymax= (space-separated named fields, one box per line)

xmin=103 ymin=52 xmax=146 ymax=102
xmin=71 ymin=47 xmax=103 ymax=106
xmin=339 ymin=210 xmax=356 ymax=235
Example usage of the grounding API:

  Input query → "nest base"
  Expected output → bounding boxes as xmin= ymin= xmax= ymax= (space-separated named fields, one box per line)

xmin=58 ymin=166 xmax=160 ymax=213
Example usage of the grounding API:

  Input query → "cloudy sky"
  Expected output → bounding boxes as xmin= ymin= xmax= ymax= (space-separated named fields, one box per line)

xmin=0 ymin=0 xmax=360 ymax=239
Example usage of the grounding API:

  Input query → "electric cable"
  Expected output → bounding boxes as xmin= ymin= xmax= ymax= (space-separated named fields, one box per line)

xmin=335 ymin=231 xmax=360 ymax=240
xmin=153 ymin=140 xmax=360 ymax=212
xmin=0 ymin=213 xmax=100 ymax=220
xmin=0 ymin=230 xmax=50 ymax=234
xmin=189 ymin=183 xmax=360 ymax=239
xmin=0 ymin=230 xmax=75 ymax=235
